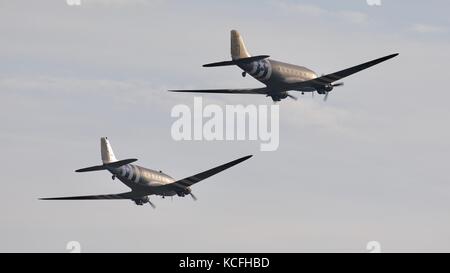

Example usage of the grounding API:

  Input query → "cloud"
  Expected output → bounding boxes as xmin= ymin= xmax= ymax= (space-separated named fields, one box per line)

xmin=337 ymin=10 xmax=368 ymax=24
xmin=81 ymin=0 xmax=163 ymax=6
xmin=281 ymin=3 xmax=326 ymax=17
xmin=282 ymin=99 xmax=356 ymax=136
xmin=273 ymin=1 xmax=368 ymax=24
xmin=0 ymin=75 xmax=175 ymax=108
xmin=411 ymin=23 xmax=447 ymax=34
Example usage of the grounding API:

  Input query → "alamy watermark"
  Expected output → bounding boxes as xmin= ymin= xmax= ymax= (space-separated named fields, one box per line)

xmin=366 ymin=0 xmax=382 ymax=6
xmin=171 ymin=97 xmax=279 ymax=152
xmin=366 ymin=241 xmax=382 ymax=253
xmin=66 ymin=241 xmax=81 ymax=253
xmin=66 ymin=0 xmax=82 ymax=6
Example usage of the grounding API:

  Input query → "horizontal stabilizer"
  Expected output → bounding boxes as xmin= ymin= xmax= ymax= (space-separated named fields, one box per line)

xmin=168 ymin=87 xmax=268 ymax=95
xmin=106 ymin=158 xmax=138 ymax=168
xmin=203 ymin=55 xmax=270 ymax=67
xmin=75 ymin=165 xmax=106 ymax=173
xmin=75 ymin=158 xmax=138 ymax=172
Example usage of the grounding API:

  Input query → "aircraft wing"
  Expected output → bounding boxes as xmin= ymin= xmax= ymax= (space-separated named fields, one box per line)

xmin=160 ymin=155 xmax=252 ymax=191
xmin=39 ymin=191 xmax=142 ymax=200
xmin=287 ymin=53 xmax=399 ymax=89
xmin=168 ymin=87 xmax=269 ymax=95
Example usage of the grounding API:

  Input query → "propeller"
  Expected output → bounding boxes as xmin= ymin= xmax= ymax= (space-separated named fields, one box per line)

xmin=324 ymin=92 xmax=329 ymax=102
xmin=147 ymin=198 xmax=156 ymax=209
xmin=189 ymin=192 xmax=197 ymax=201
xmin=322 ymin=82 xmax=344 ymax=102
xmin=287 ymin=93 xmax=298 ymax=101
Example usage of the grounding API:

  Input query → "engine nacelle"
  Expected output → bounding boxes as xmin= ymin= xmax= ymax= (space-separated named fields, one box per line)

xmin=316 ymin=84 xmax=333 ymax=95
xmin=133 ymin=196 xmax=149 ymax=205
xmin=176 ymin=188 xmax=191 ymax=197
xmin=324 ymin=84 xmax=333 ymax=92
xmin=269 ymin=92 xmax=288 ymax=102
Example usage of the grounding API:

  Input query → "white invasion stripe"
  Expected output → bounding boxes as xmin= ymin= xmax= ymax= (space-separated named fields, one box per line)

xmin=255 ymin=60 xmax=270 ymax=79
xmin=134 ymin=166 xmax=141 ymax=183
xmin=127 ymin=165 xmax=133 ymax=180
xmin=249 ymin=62 xmax=258 ymax=74
xmin=261 ymin=62 xmax=272 ymax=81
xmin=255 ymin=67 xmax=266 ymax=78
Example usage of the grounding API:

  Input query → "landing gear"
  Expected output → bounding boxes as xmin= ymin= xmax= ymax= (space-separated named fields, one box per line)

xmin=242 ymin=71 xmax=246 ymax=77
xmin=111 ymin=175 xmax=116 ymax=180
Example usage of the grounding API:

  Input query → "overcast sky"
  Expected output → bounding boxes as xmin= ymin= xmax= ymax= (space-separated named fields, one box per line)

xmin=1 ymin=0 xmax=450 ymax=252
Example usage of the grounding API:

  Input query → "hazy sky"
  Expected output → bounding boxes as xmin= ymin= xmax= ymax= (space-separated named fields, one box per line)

xmin=1 ymin=0 xmax=449 ymax=252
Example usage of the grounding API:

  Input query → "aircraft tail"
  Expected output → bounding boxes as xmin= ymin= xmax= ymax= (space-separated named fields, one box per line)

xmin=75 ymin=137 xmax=138 ymax=173
xmin=231 ymin=30 xmax=251 ymax=60
xmin=101 ymin=137 xmax=117 ymax=164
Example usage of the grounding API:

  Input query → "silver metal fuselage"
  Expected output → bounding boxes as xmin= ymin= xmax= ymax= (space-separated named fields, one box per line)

xmin=106 ymin=164 xmax=177 ymax=197
xmin=239 ymin=59 xmax=318 ymax=97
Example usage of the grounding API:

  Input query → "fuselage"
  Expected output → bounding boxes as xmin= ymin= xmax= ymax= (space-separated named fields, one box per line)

xmin=107 ymin=164 xmax=177 ymax=197
xmin=239 ymin=59 xmax=318 ymax=96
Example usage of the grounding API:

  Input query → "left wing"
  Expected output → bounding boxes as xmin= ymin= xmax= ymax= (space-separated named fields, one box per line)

xmin=168 ymin=87 xmax=269 ymax=95
xmin=286 ymin=53 xmax=399 ymax=90
xmin=159 ymin=155 xmax=252 ymax=192
xmin=39 ymin=191 xmax=142 ymax=200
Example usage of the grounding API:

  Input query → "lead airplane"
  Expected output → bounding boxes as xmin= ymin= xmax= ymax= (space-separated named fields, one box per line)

xmin=40 ymin=137 xmax=252 ymax=208
xmin=169 ymin=30 xmax=398 ymax=102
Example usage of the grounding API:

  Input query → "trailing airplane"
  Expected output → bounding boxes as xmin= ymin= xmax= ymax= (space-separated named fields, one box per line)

xmin=169 ymin=30 xmax=399 ymax=102
xmin=40 ymin=137 xmax=252 ymax=208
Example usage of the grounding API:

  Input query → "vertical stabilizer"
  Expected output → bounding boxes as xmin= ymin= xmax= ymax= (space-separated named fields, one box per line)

xmin=101 ymin=137 xmax=117 ymax=164
xmin=231 ymin=30 xmax=251 ymax=60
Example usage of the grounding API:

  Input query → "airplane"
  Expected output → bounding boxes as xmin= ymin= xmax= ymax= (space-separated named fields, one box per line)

xmin=40 ymin=137 xmax=252 ymax=208
xmin=169 ymin=30 xmax=399 ymax=102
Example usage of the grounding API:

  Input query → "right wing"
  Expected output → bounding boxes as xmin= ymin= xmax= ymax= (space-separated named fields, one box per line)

xmin=286 ymin=53 xmax=399 ymax=90
xmin=159 ymin=155 xmax=253 ymax=192
xmin=168 ymin=87 xmax=269 ymax=95
xmin=39 ymin=191 xmax=142 ymax=200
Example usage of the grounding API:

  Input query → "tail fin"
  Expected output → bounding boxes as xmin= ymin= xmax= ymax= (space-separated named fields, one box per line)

xmin=101 ymin=137 xmax=117 ymax=164
xmin=231 ymin=30 xmax=251 ymax=60
xmin=75 ymin=137 xmax=137 ymax=173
